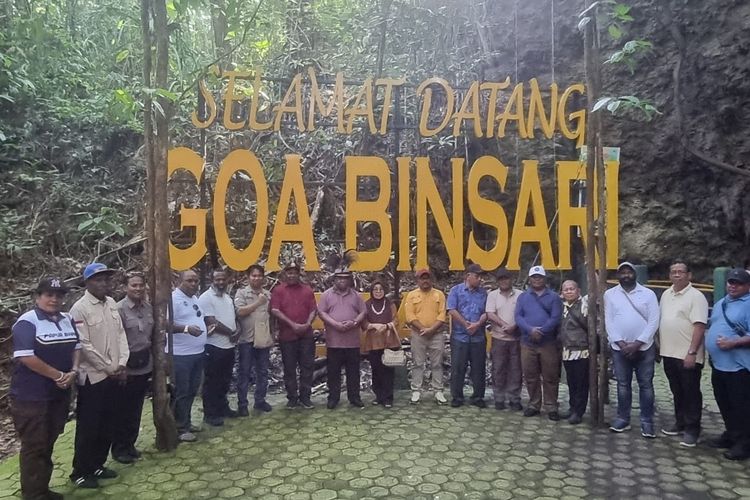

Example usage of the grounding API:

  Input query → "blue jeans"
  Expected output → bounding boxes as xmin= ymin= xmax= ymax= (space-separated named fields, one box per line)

xmin=237 ymin=343 xmax=271 ymax=408
xmin=611 ymin=344 xmax=656 ymax=425
xmin=173 ymin=353 xmax=204 ymax=433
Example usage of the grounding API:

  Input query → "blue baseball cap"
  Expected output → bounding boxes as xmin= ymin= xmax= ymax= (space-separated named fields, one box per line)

xmin=83 ymin=263 xmax=116 ymax=281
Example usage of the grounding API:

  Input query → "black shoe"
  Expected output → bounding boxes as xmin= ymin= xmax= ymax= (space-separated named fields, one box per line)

xmin=661 ymin=425 xmax=683 ymax=436
xmin=548 ymin=411 xmax=560 ymax=421
xmin=509 ymin=402 xmax=523 ymax=411
xmin=494 ymin=402 xmax=506 ymax=410
xmin=723 ymin=445 xmax=750 ymax=461
xmin=93 ymin=467 xmax=118 ymax=479
xmin=286 ymin=400 xmax=299 ymax=409
xmin=568 ymin=413 xmax=583 ymax=425
xmin=112 ymin=453 xmax=135 ymax=464
xmin=128 ymin=448 xmax=142 ymax=459
xmin=71 ymin=475 xmax=99 ymax=489
xmin=524 ymin=408 xmax=540 ymax=417
xmin=225 ymin=409 xmax=239 ymax=419
xmin=349 ymin=400 xmax=365 ymax=408
xmin=327 ymin=400 xmax=338 ymax=410
xmin=238 ymin=407 xmax=250 ymax=417
xmin=253 ymin=401 xmax=272 ymax=413
xmin=47 ymin=491 xmax=65 ymax=500
xmin=706 ymin=435 xmax=734 ymax=449
xmin=471 ymin=399 xmax=487 ymax=409
xmin=450 ymin=399 xmax=463 ymax=408
xmin=299 ymin=399 xmax=315 ymax=409
xmin=204 ymin=416 xmax=225 ymax=427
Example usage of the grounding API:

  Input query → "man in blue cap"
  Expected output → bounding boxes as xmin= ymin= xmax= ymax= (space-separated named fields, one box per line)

xmin=69 ymin=263 xmax=130 ymax=489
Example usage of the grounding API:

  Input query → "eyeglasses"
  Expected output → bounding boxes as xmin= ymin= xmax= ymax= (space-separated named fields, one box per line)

xmin=192 ymin=304 xmax=202 ymax=317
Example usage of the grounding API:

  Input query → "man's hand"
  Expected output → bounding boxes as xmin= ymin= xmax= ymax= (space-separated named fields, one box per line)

xmin=530 ymin=327 xmax=543 ymax=343
xmin=466 ymin=321 xmax=482 ymax=335
xmin=56 ymin=371 xmax=77 ymax=389
xmin=255 ymin=295 xmax=268 ymax=307
xmin=187 ymin=325 xmax=203 ymax=337
xmin=717 ymin=336 xmax=736 ymax=351
xmin=683 ymin=353 xmax=697 ymax=369
xmin=621 ymin=342 xmax=642 ymax=358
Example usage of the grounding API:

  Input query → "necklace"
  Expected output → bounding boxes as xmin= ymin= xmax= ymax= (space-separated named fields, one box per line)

xmin=370 ymin=301 xmax=386 ymax=315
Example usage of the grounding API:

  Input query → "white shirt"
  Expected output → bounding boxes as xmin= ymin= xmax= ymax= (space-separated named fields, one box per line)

xmin=171 ymin=288 xmax=207 ymax=356
xmin=604 ymin=283 xmax=660 ymax=351
xmin=199 ymin=287 xmax=237 ymax=349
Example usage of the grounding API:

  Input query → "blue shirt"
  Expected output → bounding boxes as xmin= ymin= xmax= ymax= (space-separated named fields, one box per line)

xmin=447 ymin=284 xmax=488 ymax=343
xmin=515 ymin=287 xmax=563 ymax=346
xmin=11 ymin=308 xmax=81 ymax=401
xmin=705 ymin=293 xmax=750 ymax=372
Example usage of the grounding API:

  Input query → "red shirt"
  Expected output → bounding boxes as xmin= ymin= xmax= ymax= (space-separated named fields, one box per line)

xmin=270 ymin=282 xmax=317 ymax=342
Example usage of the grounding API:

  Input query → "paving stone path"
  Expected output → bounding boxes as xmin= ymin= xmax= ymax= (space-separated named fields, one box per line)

xmin=1 ymin=371 xmax=749 ymax=499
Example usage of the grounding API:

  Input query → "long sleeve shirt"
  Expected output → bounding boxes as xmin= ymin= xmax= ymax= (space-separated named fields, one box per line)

xmin=603 ymin=283 xmax=660 ymax=351
xmin=514 ymin=287 xmax=562 ymax=346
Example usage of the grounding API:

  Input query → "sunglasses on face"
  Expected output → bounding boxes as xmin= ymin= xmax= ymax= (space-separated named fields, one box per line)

xmin=192 ymin=304 xmax=202 ymax=317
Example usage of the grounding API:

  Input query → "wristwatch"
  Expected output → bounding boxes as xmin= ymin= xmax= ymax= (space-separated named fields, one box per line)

xmin=183 ymin=325 xmax=189 ymax=333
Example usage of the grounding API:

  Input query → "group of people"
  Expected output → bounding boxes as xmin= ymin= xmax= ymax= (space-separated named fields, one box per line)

xmin=9 ymin=259 xmax=750 ymax=499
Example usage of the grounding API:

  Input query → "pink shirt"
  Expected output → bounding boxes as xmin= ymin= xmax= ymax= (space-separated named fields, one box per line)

xmin=318 ymin=287 xmax=366 ymax=348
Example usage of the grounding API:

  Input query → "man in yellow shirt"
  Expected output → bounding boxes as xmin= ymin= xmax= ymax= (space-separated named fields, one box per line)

xmin=404 ymin=269 xmax=447 ymax=405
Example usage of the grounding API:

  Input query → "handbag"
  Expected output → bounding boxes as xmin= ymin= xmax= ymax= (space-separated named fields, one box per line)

xmin=126 ymin=348 xmax=151 ymax=369
xmin=382 ymin=348 xmax=406 ymax=367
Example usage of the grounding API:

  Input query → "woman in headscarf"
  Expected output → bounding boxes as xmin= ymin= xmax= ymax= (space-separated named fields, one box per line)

xmin=362 ymin=279 xmax=402 ymax=407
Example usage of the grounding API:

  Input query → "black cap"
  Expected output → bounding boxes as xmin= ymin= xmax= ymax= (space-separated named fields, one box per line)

xmin=727 ymin=268 xmax=750 ymax=284
xmin=36 ymin=277 xmax=69 ymax=294
xmin=495 ymin=267 xmax=512 ymax=279
xmin=465 ymin=264 xmax=482 ymax=275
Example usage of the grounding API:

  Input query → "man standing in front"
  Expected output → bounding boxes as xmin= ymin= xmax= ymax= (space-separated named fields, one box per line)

xmin=659 ymin=261 xmax=709 ymax=447
xmin=170 ymin=270 xmax=207 ymax=442
xmin=447 ymin=264 xmax=488 ymax=408
xmin=704 ymin=269 xmax=750 ymax=461
xmin=486 ymin=268 xmax=523 ymax=411
xmin=235 ymin=264 xmax=274 ymax=414
xmin=604 ymin=261 xmax=660 ymax=438
xmin=199 ymin=269 xmax=239 ymax=426
xmin=270 ymin=262 xmax=317 ymax=409
xmin=318 ymin=268 xmax=366 ymax=409
xmin=69 ymin=263 xmax=129 ymax=488
xmin=404 ymin=269 xmax=447 ymax=405
xmin=515 ymin=265 xmax=563 ymax=420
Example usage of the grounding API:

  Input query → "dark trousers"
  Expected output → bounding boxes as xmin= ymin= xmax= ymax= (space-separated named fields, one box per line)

xmin=490 ymin=339 xmax=522 ymax=404
xmin=173 ymin=353 xmax=204 ymax=433
xmin=450 ymin=339 xmax=487 ymax=402
xmin=280 ymin=336 xmax=315 ymax=403
xmin=712 ymin=368 xmax=750 ymax=449
xmin=327 ymin=347 xmax=361 ymax=404
xmin=237 ymin=343 xmax=271 ymax=408
xmin=112 ymin=372 xmax=150 ymax=457
xmin=564 ymin=358 xmax=589 ymax=417
xmin=202 ymin=344 xmax=235 ymax=419
xmin=71 ymin=378 xmax=116 ymax=478
xmin=663 ymin=356 xmax=703 ymax=435
xmin=368 ymin=349 xmax=395 ymax=405
xmin=11 ymin=396 xmax=69 ymax=499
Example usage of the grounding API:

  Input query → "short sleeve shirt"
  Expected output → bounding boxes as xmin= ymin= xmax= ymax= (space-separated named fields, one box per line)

xmin=659 ymin=284 xmax=709 ymax=363
xmin=447 ymin=284 xmax=488 ymax=343
xmin=403 ymin=288 xmax=447 ymax=328
xmin=485 ymin=288 xmax=522 ymax=340
xmin=199 ymin=287 xmax=237 ymax=349
xmin=705 ymin=293 xmax=750 ymax=372
xmin=269 ymin=282 xmax=317 ymax=342
xmin=171 ymin=288 xmax=207 ymax=356
xmin=117 ymin=297 xmax=154 ymax=375
xmin=318 ymin=287 xmax=366 ymax=348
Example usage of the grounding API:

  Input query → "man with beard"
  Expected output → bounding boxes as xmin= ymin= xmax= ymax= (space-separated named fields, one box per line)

xmin=270 ymin=262 xmax=318 ymax=409
xmin=604 ymin=261 xmax=660 ymax=438
xmin=199 ymin=269 xmax=239 ymax=426
xmin=318 ymin=268 xmax=366 ymax=409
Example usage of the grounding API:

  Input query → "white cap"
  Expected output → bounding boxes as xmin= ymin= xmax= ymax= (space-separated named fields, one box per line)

xmin=528 ymin=265 xmax=546 ymax=277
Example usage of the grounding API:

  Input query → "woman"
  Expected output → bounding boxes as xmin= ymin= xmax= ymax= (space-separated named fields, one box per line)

xmin=559 ymin=280 xmax=589 ymax=425
xmin=112 ymin=272 xmax=154 ymax=463
xmin=362 ymin=280 xmax=401 ymax=407
xmin=10 ymin=277 xmax=80 ymax=500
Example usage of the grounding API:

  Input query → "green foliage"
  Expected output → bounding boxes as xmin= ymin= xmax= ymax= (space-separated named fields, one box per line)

xmin=76 ymin=207 xmax=127 ymax=238
xmin=593 ymin=96 xmax=661 ymax=120
xmin=605 ymin=40 xmax=653 ymax=73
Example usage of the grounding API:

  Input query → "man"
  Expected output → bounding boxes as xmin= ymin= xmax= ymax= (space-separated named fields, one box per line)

xmin=199 ymin=269 xmax=239 ymax=426
xmin=318 ymin=268 xmax=366 ymax=409
xmin=486 ymin=268 xmax=523 ymax=411
xmin=559 ymin=280 xmax=589 ymax=425
xmin=604 ymin=261 xmax=660 ymax=437
xmin=170 ymin=270 xmax=207 ymax=442
xmin=658 ymin=262 xmax=709 ymax=447
xmin=447 ymin=264 xmax=488 ymax=408
xmin=704 ymin=268 xmax=750 ymax=461
xmin=270 ymin=262 xmax=317 ymax=409
xmin=515 ymin=265 xmax=563 ymax=419
xmin=69 ymin=263 xmax=129 ymax=488
xmin=113 ymin=272 xmax=154 ymax=464
xmin=404 ymin=269 xmax=447 ymax=405
xmin=235 ymin=264 xmax=273 ymax=415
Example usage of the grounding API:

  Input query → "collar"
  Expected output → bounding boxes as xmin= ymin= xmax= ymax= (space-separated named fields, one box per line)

xmin=174 ymin=288 xmax=196 ymax=300
xmin=332 ymin=287 xmax=353 ymax=296
xmin=461 ymin=284 xmax=482 ymax=293
xmin=498 ymin=288 xmax=516 ymax=297
xmin=210 ymin=286 xmax=227 ymax=297
xmin=529 ymin=286 xmax=550 ymax=296
xmin=125 ymin=296 xmax=146 ymax=309
xmin=618 ymin=282 xmax=645 ymax=294
xmin=84 ymin=290 xmax=107 ymax=304
xmin=726 ymin=292 xmax=750 ymax=303
xmin=669 ymin=283 xmax=693 ymax=296
xmin=34 ymin=307 xmax=63 ymax=323
xmin=564 ymin=297 xmax=581 ymax=307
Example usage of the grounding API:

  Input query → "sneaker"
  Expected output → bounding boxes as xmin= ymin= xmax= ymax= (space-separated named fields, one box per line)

xmin=568 ymin=413 xmax=583 ymax=425
xmin=349 ymin=400 xmax=365 ymax=408
xmin=384 ymin=402 xmax=393 ymax=408
xmin=178 ymin=432 xmax=197 ymax=442
xmin=641 ymin=423 xmax=656 ymax=439
xmin=723 ymin=444 xmax=750 ymax=461
xmin=238 ymin=407 xmax=250 ymax=417
xmin=450 ymin=399 xmax=463 ymax=408
xmin=112 ymin=453 xmax=135 ymax=464
xmin=680 ymin=433 xmax=698 ymax=448
xmin=128 ymin=448 xmax=142 ymax=459
xmin=471 ymin=399 xmax=487 ymax=409
xmin=661 ymin=425 xmax=683 ymax=436
xmin=494 ymin=402 xmax=506 ymax=411
xmin=410 ymin=391 xmax=421 ymax=404
xmin=548 ymin=411 xmax=560 ymax=421
xmin=204 ymin=416 xmax=224 ymax=427
xmin=435 ymin=392 xmax=447 ymax=405
xmin=93 ymin=468 xmax=118 ymax=479
xmin=372 ymin=400 xmax=381 ymax=406
xmin=299 ymin=399 xmax=315 ymax=409
xmin=706 ymin=435 xmax=733 ymax=449
xmin=609 ymin=419 xmax=631 ymax=433
xmin=509 ymin=402 xmax=523 ymax=411
xmin=189 ymin=424 xmax=203 ymax=433
xmin=254 ymin=401 xmax=273 ymax=413
xmin=71 ymin=475 xmax=99 ymax=489
xmin=523 ymin=408 xmax=540 ymax=417
xmin=286 ymin=400 xmax=299 ymax=409
xmin=47 ymin=491 xmax=65 ymax=500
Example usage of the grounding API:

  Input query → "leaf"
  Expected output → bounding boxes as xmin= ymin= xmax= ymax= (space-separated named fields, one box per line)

xmin=606 ymin=100 xmax=621 ymax=113
xmin=77 ymin=219 xmax=95 ymax=231
xmin=608 ymin=24 xmax=623 ymax=40
xmin=115 ymin=49 xmax=129 ymax=63
xmin=592 ymin=97 xmax=613 ymax=113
